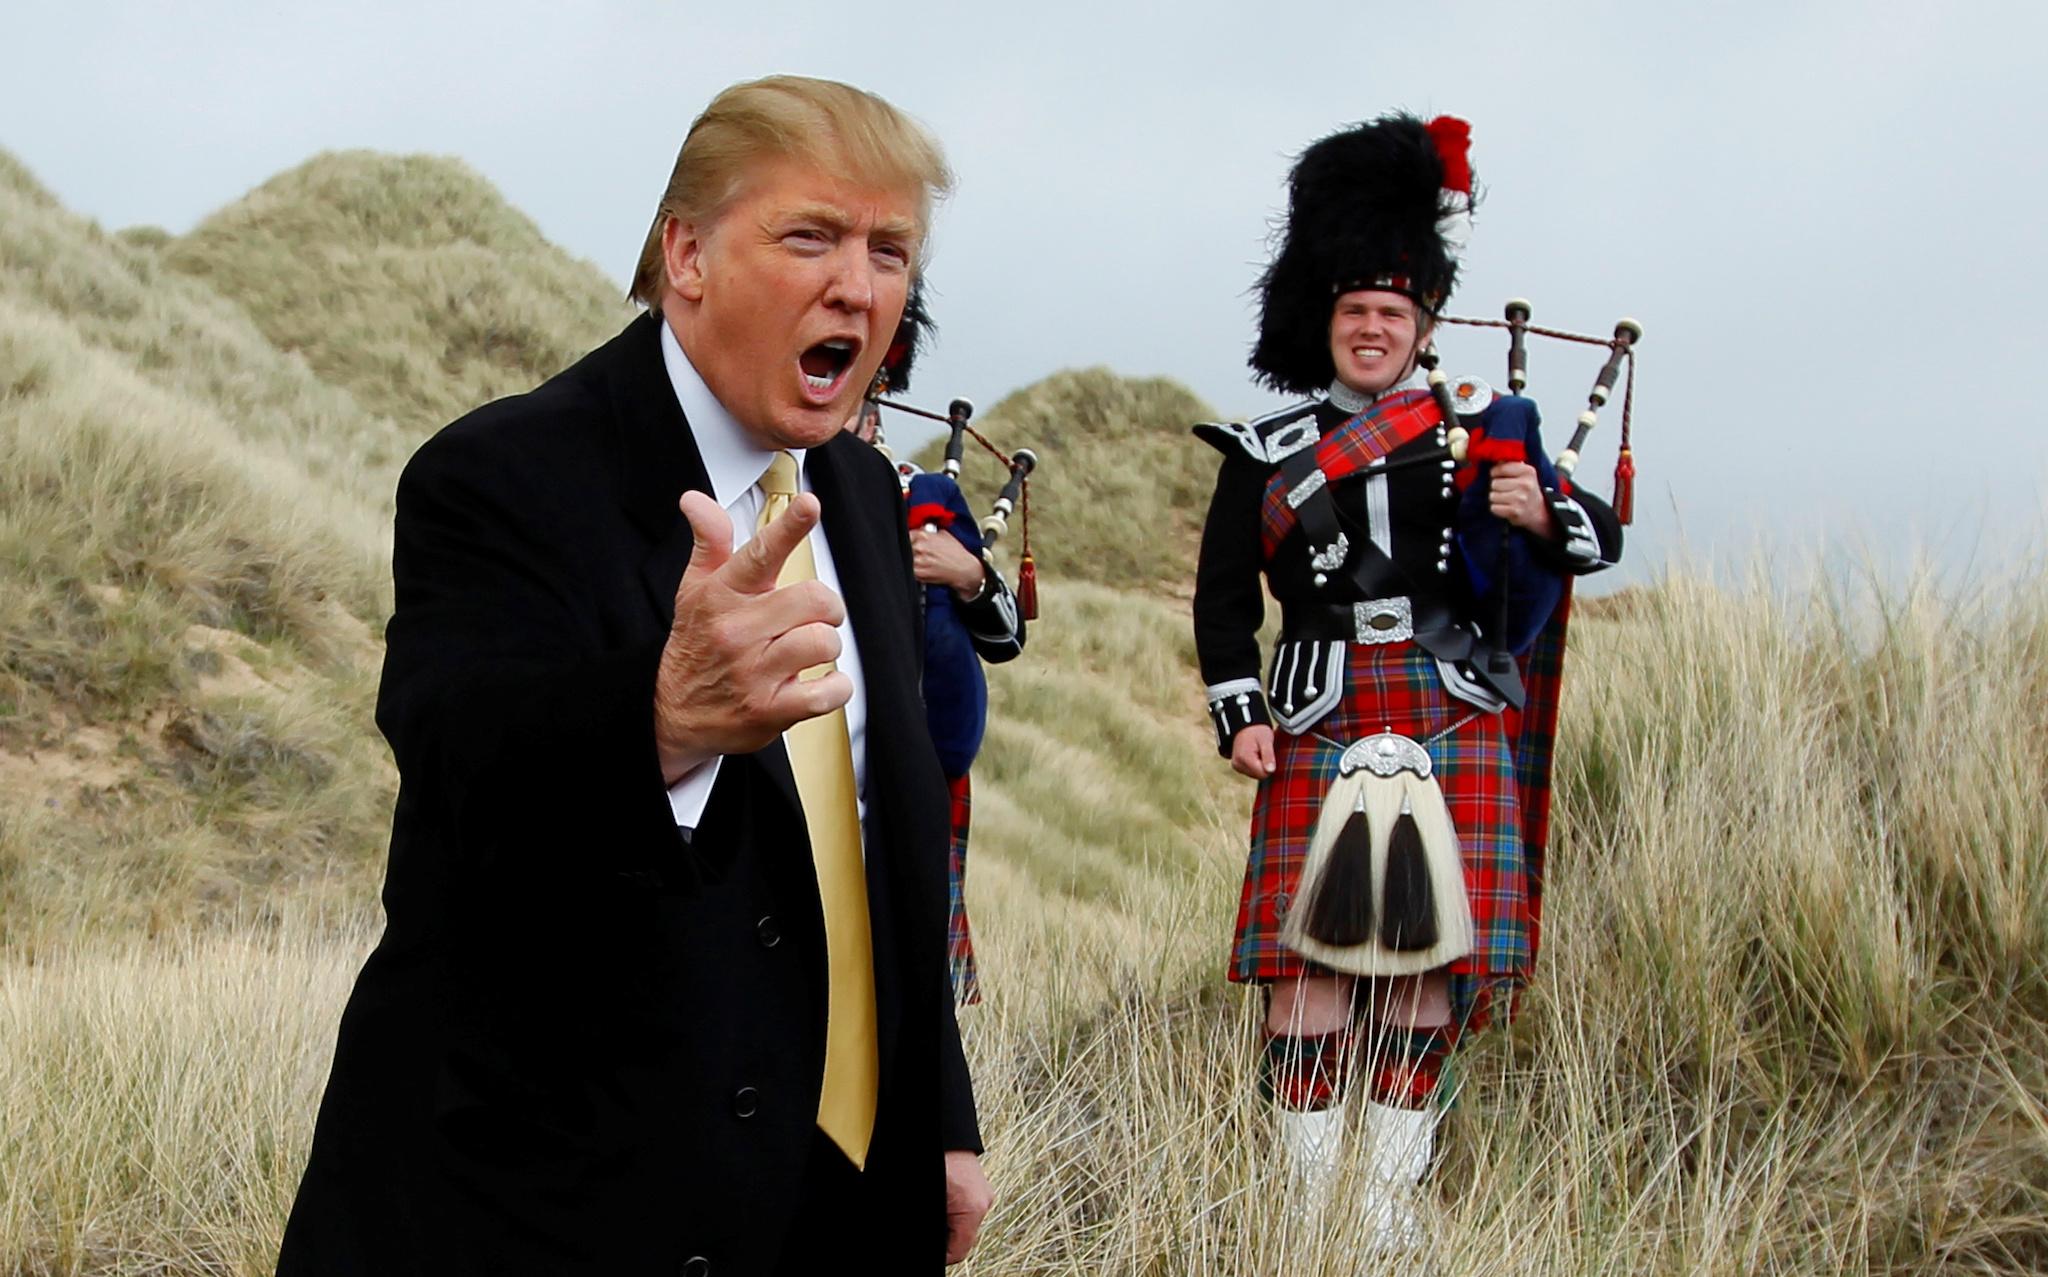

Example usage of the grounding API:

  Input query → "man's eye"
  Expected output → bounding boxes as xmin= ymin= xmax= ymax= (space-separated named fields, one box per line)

xmin=871 ymin=244 xmax=910 ymax=270
xmin=786 ymin=229 xmax=831 ymax=249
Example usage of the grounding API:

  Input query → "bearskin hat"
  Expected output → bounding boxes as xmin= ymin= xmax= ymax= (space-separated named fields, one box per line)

xmin=1250 ymin=114 xmax=1476 ymax=395
xmin=872 ymin=276 xmax=935 ymax=396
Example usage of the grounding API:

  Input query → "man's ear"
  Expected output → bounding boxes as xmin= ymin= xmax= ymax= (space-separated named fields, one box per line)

xmin=662 ymin=217 xmax=708 ymax=303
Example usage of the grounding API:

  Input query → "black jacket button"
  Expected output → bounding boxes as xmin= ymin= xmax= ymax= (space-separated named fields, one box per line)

xmin=733 ymin=1086 xmax=759 ymax=1118
xmin=682 ymin=1258 xmax=709 ymax=1277
xmin=756 ymin=916 xmax=781 ymax=948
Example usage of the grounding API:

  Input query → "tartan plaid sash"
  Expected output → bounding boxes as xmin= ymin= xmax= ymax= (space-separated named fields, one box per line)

xmin=1260 ymin=389 xmax=1442 ymax=556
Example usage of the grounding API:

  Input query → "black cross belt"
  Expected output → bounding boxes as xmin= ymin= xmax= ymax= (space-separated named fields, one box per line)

xmin=1280 ymin=447 xmax=1433 ymax=601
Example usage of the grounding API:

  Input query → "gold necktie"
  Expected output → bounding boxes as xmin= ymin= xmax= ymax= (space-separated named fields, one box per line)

xmin=757 ymin=451 xmax=877 ymax=1167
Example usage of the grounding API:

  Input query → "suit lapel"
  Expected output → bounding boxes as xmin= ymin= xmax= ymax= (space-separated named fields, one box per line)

xmin=608 ymin=311 xmax=801 ymax=811
xmin=809 ymin=436 xmax=919 ymax=733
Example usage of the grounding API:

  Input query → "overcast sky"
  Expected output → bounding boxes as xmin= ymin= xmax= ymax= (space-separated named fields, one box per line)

xmin=8 ymin=0 xmax=2046 ymax=585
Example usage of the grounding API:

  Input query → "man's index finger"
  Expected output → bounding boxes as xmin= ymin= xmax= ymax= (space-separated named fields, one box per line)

xmin=725 ymin=492 xmax=821 ymax=593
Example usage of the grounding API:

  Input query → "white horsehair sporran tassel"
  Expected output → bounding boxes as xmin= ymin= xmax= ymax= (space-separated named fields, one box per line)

xmin=1281 ymin=731 xmax=1473 ymax=976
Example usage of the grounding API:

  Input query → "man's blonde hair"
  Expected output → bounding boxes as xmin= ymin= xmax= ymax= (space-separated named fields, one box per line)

xmin=629 ymin=75 xmax=954 ymax=307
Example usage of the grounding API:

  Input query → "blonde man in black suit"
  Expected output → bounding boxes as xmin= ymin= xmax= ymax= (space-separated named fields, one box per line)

xmin=279 ymin=76 xmax=990 ymax=1275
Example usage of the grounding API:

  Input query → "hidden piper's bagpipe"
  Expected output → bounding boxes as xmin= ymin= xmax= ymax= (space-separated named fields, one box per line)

xmin=859 ymin=281 xmax=1041 ymax=622
xmin=848 ymin=282 xmax=1040 ymax=786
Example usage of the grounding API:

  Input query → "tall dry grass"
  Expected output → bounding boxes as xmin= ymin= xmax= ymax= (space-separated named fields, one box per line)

xmin=0 ymin=295 xmax=393 ymax=950
xmin=8 ymin=568 xmax=2044 ymax=1274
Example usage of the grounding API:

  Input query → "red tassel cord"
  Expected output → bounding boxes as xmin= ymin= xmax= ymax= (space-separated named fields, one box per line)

xmin=1016 ymin=553 xmax=1038 ymax=622
xmin=1612 ymin=343 xmax=1637 ymax=524
xmin=1612 ymin=446 xmax=1635 ymax=526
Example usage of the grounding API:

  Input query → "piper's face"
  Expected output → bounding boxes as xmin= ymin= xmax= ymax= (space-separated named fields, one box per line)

xmin=1328 ymin=290 xmax=1429 ymax=397
xmin=663 ymin=158 xmax=922 ymax=450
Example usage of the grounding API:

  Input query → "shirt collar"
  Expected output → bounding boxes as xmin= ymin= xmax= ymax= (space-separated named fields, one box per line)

xmin=1325 ymin=366 xmax=1427 ymax=414
xmin=659 ymin=317 xmax=806 ymax=504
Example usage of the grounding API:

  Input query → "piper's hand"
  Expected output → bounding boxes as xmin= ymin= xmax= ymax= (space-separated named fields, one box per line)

xmin=1488 ymin=461 xmax=1558 ymax=536
xmin=912 ymin=526 xmax=987 ymax=597
xmin=1230 ymin=724 xmax=1277 ymax=780
xmin=944 ymin=1150 xmax=993 ymax=1265
xmin=654 ymin=491 xmax=850 ymax=784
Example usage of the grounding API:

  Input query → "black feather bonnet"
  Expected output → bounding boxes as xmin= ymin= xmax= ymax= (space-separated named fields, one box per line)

xmin=872 ymin=276 xmax=935 ymax=396
xmin=1250 ymin=113 xmax=1476 ymax=395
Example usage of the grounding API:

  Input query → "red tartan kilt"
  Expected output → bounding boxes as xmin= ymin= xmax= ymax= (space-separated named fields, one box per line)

xmin=1229 ymin=642 xmax=1532 ymax=998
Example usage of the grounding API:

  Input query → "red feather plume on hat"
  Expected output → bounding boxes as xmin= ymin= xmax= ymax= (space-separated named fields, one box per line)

xmin=1425 ymin=116 xmax=1473 ymax=197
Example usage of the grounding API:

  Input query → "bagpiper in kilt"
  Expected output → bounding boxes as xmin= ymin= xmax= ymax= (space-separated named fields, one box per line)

xmin=1193 ymin=110 xmax=1624 ymax=1252
xmin=1198 ymin=390 xmax=1613 ymax=1026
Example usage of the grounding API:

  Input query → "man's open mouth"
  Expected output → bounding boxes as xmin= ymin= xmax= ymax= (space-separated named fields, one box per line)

xmin=798 ymin=339 xmax=859 ymax=402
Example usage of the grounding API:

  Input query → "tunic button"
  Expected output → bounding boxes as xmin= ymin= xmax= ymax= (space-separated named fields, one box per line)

xmin=733 ymin=1086 xmax=760 ymax=1118
xmin=683 ymin=1259 xmax=710 ymax=1277
xmin=756 ymin=916 xmax=781 ymax=948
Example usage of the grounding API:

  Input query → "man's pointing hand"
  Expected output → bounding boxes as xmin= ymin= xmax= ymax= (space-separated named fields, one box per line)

xmin=654 ymin=490 xmax=852 ymax=784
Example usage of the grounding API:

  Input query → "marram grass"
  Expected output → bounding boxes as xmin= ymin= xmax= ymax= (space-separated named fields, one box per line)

xmin=6 ymin=570 xmax=2046 ymax=1274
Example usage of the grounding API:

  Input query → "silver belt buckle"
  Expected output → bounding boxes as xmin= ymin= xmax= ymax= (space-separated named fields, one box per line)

xmin=1353 ymin=596 xmax=1413 ymax=644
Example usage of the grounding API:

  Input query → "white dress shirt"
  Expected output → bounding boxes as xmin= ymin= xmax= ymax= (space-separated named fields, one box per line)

xmin=659 ymin=319 xmax=869 ymax=832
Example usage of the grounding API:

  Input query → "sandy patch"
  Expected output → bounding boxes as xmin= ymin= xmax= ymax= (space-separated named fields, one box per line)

xmin=0 ymin=723 xmax=139 ymax=813
xmin=180 ymin=624 xmax=273 ymax=699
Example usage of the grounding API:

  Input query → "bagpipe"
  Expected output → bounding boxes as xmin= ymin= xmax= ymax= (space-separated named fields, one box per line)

xmin=865 ymin=391 xmax=1040 ymax=623
xmin=860 ymin=276 xmax=1043 ymax=623
xmin=855 ymin=373 xmax=1041 ymax=780
xmin=1429 ymin=303 xmax=1642 ymax=706
xmin=1433 ymin=301 xmax=1643 ymax=526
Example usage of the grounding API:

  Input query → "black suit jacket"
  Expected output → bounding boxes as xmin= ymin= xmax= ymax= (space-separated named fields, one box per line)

xmin=277 ymin=313 xmax=977 ymax=1275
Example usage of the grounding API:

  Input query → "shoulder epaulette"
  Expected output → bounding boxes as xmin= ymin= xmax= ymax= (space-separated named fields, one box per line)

xmin=1192 ymin=399 xmax=1320 ymax=464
